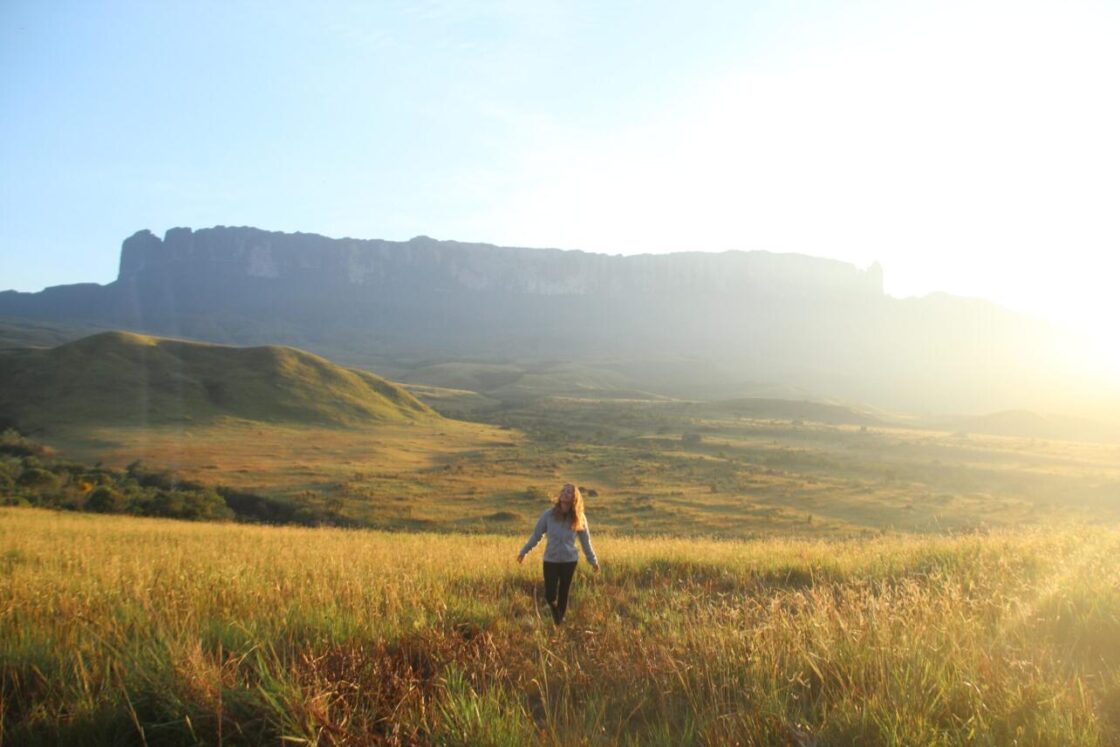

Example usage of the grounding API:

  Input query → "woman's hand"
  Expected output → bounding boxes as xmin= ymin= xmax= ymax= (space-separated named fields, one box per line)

xmin=592 ymin=563 xmax=600 ymax=574
xmin=516 ymin=553 xmax=525 ymax=564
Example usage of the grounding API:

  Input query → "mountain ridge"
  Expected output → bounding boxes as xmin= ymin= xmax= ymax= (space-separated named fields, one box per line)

xmin=112 ymin=226 xmax=885 ymax=296
xmin=0 ymin=226 xmax=1102 ymax=415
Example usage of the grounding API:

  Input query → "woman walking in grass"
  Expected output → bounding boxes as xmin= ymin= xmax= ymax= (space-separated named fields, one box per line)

xmin=517 ymin=483 xmax=600 ymax=624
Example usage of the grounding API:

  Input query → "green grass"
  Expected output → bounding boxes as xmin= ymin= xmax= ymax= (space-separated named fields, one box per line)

xmin=0 ymin=331 xmax=434 ymax=430
xmin=2 ymin=508 xmax=1119 ymax=744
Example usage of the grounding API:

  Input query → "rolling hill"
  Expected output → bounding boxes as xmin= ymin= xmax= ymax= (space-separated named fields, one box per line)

xmin=0 ymin=331 xmax=434 ymax=432
xmin=946 ymin=409 xmax=1120 ymax=443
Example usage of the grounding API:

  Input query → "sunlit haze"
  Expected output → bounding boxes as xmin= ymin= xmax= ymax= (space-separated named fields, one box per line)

xmin=2 ymin=1 xmax=1117 ymax=372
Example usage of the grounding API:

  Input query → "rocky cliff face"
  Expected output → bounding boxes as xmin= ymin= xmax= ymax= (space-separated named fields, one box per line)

xmin=0 ymin=226 xmax=1076 ymax=413
xmin=115 ymin=226 xmax=885 ymax=298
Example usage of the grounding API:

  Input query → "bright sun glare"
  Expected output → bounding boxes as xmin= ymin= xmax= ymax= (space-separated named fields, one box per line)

xmin=490 ymin=2 xmax=1120 ymax=375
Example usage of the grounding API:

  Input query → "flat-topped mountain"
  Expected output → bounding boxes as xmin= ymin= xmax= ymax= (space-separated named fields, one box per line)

xmin=0 ymin=331 xmax=434 ymax=432
xmin=114 ymin=226 xmax=884 ymax=296
xmin=0 ymin=226 xmax=1093 ymax=414
xmin=0 ymin=227 xmax=882 ymax=349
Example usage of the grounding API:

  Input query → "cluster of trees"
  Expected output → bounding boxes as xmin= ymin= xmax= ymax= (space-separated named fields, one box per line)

xmin=0 ymin=430 xmax=354 ymax=526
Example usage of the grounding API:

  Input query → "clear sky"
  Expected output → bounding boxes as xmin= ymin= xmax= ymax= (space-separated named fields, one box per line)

xmin=2 ymin=1 xmax=1117 ymax=369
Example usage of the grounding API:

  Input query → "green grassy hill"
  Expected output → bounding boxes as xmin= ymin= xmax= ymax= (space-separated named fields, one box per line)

xmin=0 ymin=331 xmax=434 ymax=431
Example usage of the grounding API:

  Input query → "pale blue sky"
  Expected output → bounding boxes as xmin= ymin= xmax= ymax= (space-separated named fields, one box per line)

xmin=2 ymin=1 xmax=1118 ymax=367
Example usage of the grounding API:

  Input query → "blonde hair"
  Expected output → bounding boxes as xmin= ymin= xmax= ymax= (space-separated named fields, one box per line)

xmin=552 ymin=483 xmax=586 ymax=531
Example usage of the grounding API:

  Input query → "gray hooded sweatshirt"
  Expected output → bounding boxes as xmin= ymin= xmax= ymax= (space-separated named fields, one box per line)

xmin=520 ymin=508 xmax=598 ymax=564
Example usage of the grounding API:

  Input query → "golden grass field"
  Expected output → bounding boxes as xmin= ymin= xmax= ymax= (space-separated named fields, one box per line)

xmin=3 ymin=508 xmax=1119 ymax=744
xmin=55 ymin=416 xmax=524 ymax=526
xmin=6 ymin=351 xmax=1120 ymax=743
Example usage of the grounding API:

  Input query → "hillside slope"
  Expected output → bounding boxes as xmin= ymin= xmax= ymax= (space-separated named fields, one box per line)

xmin=0 ymin=331 xmax=434 ymax=431
xmin=947 ymin=409 xmax=1120 ymax=443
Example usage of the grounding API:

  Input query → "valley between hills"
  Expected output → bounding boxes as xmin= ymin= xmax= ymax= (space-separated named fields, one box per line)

xmin=3 ymin=327 xmax=1118 ymax=539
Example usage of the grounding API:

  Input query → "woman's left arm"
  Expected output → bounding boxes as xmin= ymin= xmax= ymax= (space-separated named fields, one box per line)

xmin=578 ymin=520 xmax=599 ymax=571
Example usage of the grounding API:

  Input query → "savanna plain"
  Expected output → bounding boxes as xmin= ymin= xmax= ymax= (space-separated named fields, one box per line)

xmin=3 ymin=388 xmax=1120 ymax=744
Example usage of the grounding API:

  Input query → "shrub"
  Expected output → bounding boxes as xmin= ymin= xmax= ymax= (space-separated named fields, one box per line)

xmin=523 ymin=486 xmax=549 ymax=502
xmin=86 ymin=486 xmax=127 ymax=514
xmin=17 ymin=467 xmax=59 ymax=489
xmin=0 ymin=429 xmax=47 ymax=458
xmin=218 ymin=486 xmax=300 ymax=524
xmin=0 ymin=466 xmax=15 ymax=491
xmin=127 ymin=462 xmax=200 ymax=491
xmin=135 ymin=488 xmax=233 ymax=521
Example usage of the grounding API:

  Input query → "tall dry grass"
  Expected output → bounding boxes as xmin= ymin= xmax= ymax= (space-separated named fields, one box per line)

xmin=2 ymin=507 xmax=1119 ymax=744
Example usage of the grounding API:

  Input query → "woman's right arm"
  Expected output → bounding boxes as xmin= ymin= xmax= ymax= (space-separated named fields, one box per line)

xmin=518 ymin=513 xmax=548 ymax=561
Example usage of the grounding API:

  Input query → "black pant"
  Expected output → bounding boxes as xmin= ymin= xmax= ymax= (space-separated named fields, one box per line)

xmin=542 ymin=561 xmax=578 ymax=623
